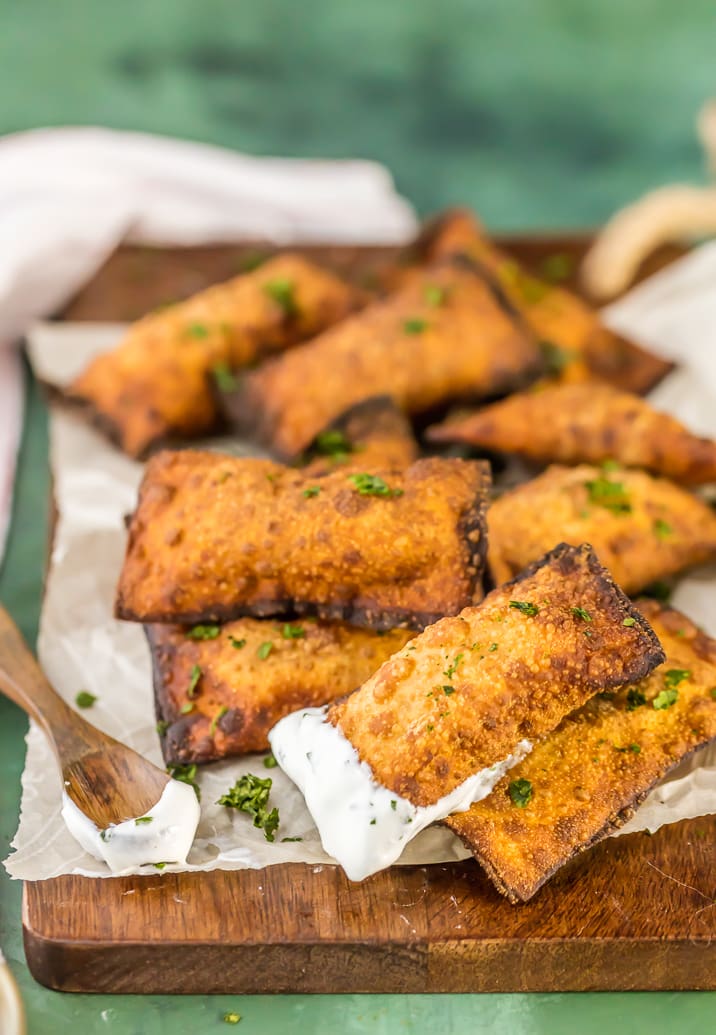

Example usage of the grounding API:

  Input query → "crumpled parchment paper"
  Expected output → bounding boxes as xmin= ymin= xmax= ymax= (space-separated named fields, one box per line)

xmin=6 ymin=247 xmax=716 ymax=878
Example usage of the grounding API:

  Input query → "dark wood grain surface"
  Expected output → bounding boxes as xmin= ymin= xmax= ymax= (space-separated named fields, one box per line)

xmin=24 ymin=234 xmax=714 ymax=994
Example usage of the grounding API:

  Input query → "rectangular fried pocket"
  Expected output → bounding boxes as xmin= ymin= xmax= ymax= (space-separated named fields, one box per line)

xmin=116 ymin=452 xmax=490 ymax=630
xmin=446 ymin=600 xmax=716 ymax=902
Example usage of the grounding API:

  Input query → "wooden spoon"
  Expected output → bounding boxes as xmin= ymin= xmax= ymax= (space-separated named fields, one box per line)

xmin=0 ymin=603 xmax=168 ymax=827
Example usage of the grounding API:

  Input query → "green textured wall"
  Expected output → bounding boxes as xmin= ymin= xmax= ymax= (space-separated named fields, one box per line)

xmin=1 ymin=0 xmax=714 ymax=227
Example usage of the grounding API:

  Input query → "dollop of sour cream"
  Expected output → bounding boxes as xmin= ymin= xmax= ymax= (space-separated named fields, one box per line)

xmin=61 ymin=779 xmax=201 ymax=873
xmin=269 ymin=706 xmax=532 ymax=882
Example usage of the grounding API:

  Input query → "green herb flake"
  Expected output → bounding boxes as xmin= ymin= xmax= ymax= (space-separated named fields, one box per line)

xmin=281 ymin=622 xmax=305 ymax=640
xmin=570 ymin=607 xmax=592 ymax=622
xmin=281 ymin=836 xmax=303 ymax=843
xmin=626 ymin=688 xmax=647 ymax=711
xmin=488 ymin=642 xmax=499 ymax=652
xmin=166 ymin=762 xmax=201 ymax=801
xmin=75 ymin=691 xmax=96 ymax=709
xmin=444 ymin=653 xmax=464 ymax=679
xmin=664 ymin=668 xmax=691 ymax=690
xmin=615 ymin=743 xmax=642 ymax=754
xmin=509 ymin=600 xmax=540 ymax=617
xmin=264 ymin=754 xmax=278 ymax=769
xmin=508 ymin=778 xmax=533 ymax=808
xmin=135 ymin=816 xmax=153 ymax=826
xmin=424 ymin=284 xmax=447 ymax=307
xmin=584 ymin=476 xmax=632 ymax=514
xmin=653 ymin=688 xmax=679 ymax=710
xmin=228 ymin=635 xmax=247 ymax=650
xmin=654 ymin=518 xmax=673 ymax=540
xmin=187 ymin=664 xmax=202 ymax=699
xmin=540 ymin=340 xmax=576 ymax=375
xmin=185 ymin=322 xmax=209 ymax=339
xmin=156 ymin=720 xmax=169 ymax=736
xmin=180 ymin=702 xmax=195 ymax=715
xmin=186 ymin=624 xmax=221 ymax=641
xmin=348 ymin=473 xmax=403 ymax=497
xmin=217 ymin=773 xmax=279 ymax=841
xmin=263 ymin=278 xmax=297 ymax=316
xmin=210 ymin=706 xmax=229 ymax=735
xmin=302 ymin=486 xmax=321 ymax=498
xmin=223 ymin=1010 xmax=242 ymax=1024
xmin=211 ymin=362 xmax=239 ymax=393
xmin=642 ymin=581 xmax=672 ymax=603
xmin=154 ymin=862 xmax=167 ymax=870
xmin=403 ymin=317 xmax=427 ymax=334
xmin=314 ymin=428 xmax=353 ymax=458
xmin=442 ymin=685 xmax=455 ymax=696
xmin=390 ymin=800 xmax=397 ymax=811
xmin=710 ymin=687 xmax=716 ymax=700
xmin=623 ymin=617 xmax=636 ymax=627
xmin=257 ymin=641 xmax=274 ymax=660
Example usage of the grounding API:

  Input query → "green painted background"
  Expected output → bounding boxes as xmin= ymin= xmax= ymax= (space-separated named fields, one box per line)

xmin=1 ymin=2 xmax=714 ymax=1032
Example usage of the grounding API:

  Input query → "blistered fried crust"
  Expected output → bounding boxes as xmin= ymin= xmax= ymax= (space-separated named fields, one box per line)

xmin=233 ymin=261 xmax=542 ymax=458
xmin=116 ymin=451 xmax=490 ymax=629
xmin=148 ymin=618 xmax=413 ymax=764
xmin=300 ymin=397 xmax=419 ymax=475
xmin=329 ymin=543 xmax=664 ymax=808
xmin=427 ymin=382 xmax=716 ymax=484
xmin=447 ymin=600 xmax=716 ymax=902
xmin=421 ymin=209 xmax=674 ymax=395
xmin=66 ymin=255 xmax=357 ymax=458
xmin=488 ymin=463 xmax=716 ymax=594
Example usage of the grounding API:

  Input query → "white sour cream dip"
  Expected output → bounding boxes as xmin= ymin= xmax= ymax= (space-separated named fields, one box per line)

xmin=269 ymin=705 xmax=531 ymax=882
xmin=61 ymin=778 xmax=200 ymax=873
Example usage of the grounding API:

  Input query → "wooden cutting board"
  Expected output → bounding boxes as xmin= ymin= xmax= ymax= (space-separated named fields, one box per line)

xmin=22 ymin=234 xmax=716 ymax=994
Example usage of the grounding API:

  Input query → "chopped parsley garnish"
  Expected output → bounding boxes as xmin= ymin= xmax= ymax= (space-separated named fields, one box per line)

xmin=154 ymin=862 xmax=167 ymax=870
xmin=626 ymin=688 xmax=647 ymax=711
xmin=653 ymin=688 xmax=679 ymax=710
xmin=664 ymin=668 xmax=691 ymax=690
xmin=75 ymin=691 xmax=96 ymax=709
xmin=180 ymin=702 xmax=195 ymax=715
xmin=302 ymin=486 xmax=321 ymax=498
xmin=442 ymin=685 xmax=455 ymax=696
xmin=653 ymin=518 xmax=673 ymax=540
xmin=444 ymin=653 xmax=463 ymax=679
xmin=509 ymin=600 xmax=540 ymax=617
xmin=211 ymin=362 xmax=239 ymax=393
xmin=348 ymin=473 xmax=403 ymax=497
xmin=135 ymin=816 xmax=153 ymax=825
xmin=263 ymin=278 xmax=297 ymax=316
xmin=424 ymin=284 xmax=446 ymax=307
xmin=167 ymin=762 xmax=201 ymax=801
xmin=257 ymin=641 xmax=274 ymax=660
xmin=281 ymin=836 xmax=303 ymax=843
xmin=623 ymin=617 xmax=636 ymax=627
xmin=223 ymin=1011 xmax=242 ymax=1024
xmin=156 ymin=720 xmax=169 ymax=736
xmin=185 ymin=322 xmax=209 ymax=339
xmin=539 ymin=340 xmax=576 ymax=375
xmin=488 ymin=642 xmax=499 ymax=652
xmin=642 ymin=581 xmax=672 ymax=602
xmin=217 ymin=774 xmax=280 ymax=841
xmin=711 ymin=687 xmax=716 ymax=700
xmin=187 ymin=664 xmax=202 ymax=698
xmin=281 ymin=623 xmax=305 ymax=640
xmin=210 ymin=706 xmax=229 ymax=734
xmin=540 ymin=252 xmax=574 ymax=283
xmin=390 ymin=800 xmax=397 ymax=811
xmin=570 ymin=607 xmax=592 ymax=622
xmin=615 ymin=743 xmax=641 ymax=754
xmin=584 ymin=476 xmax=631 ymax=514
xmin=264 ymin=754 xmax=278 ymax=769
xmin=403 ymin=317 xmax=427 ymax=334
xmin=186 ymin=624 xmax=221 ymax=641
xmin=508 ymin=778 xmax=533 ymax=808
xmin=228 ymin=635 xmax=247 ymax=650
xmin=313 ymin=428 xmax=353 ymax=458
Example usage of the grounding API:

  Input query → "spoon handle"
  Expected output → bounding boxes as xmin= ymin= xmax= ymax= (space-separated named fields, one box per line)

xmin=0 ymin=603 xmax=88 ymax=764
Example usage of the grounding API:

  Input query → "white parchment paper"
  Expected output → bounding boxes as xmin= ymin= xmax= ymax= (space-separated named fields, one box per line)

xmin=6 ymin=247 xmax=716 ymax=878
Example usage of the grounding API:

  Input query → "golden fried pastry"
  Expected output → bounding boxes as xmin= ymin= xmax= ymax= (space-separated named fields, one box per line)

xmin=270 ymin=544 xmax=664 ymax=881
xmin=67 ymin=254 xmax=357 ymax=458
xmin=447 ymin=600 xmax=716 ymax=902
xmin=427 ymin=382 xmax=716 ymax=485
xmin=421 ymin=208 xmax=674 ymax=395
xmin=489 ymin=464 xmax=716 ymax=594
xmin=232 ymin=260 xmax=542 ymax=458
xmin=116 ymin=451 xmax=490 ymax=630
xmin=149 ymin=618 xmax=413 ymax=764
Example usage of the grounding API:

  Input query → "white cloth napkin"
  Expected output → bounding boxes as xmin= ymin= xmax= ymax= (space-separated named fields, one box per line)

xmin=0 ymin=126 xmax=417 ymax=564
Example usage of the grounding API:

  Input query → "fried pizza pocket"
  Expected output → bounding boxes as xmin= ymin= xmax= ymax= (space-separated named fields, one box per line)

xmin=488 ymin=464 xmax=716 ymax=594
xmin=427 ymin=382 xmax=716 ymax=485
xmin=116 ymin=451 xmax=490 ymax=630
xmin=67 ymin=254 xmax=357 ymax=458
xmin=421 ymin=208 xmax=673 ymax=395
xmin=232 ymin=260 xmax=543 ymax=458
xmin=269 ymin=543 xmax=664 ymax=881
xmin=149 ymin=618 xmax=413 ymax=764
xmin=446 ymin=600 xmax=716 ymax=902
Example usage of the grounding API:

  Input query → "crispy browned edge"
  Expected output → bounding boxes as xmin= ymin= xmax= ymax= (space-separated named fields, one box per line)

xmin=448 ymin=599 xmax=701 ymax=904
xmin=117 ymin=459 xmax=492 ymax=632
